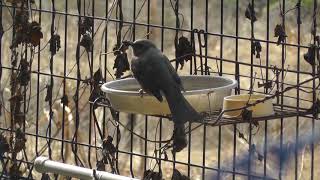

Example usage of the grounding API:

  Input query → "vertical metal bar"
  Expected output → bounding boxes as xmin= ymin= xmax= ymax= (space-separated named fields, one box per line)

xmin=0 ymin=0 xmax=2 ymax=88
xmin=189 ymin=0 xmax=193 ymax=76
xmin=61 ymin=0 xmax=68 ymax=163
xmin=311 ymin=1 xmax=317 ymax=179
xmin=188 ymin=0 xmax=193 ymax=177
xmin=130 ymin=0 xmax=136 ymax=177
xmin=219 ymin=0 xmax=223 ymax=76
xmin=130 ymin=114 xmax=134 ymax=177
xmin=265 ymin=2 xmax=270 ymax=94
xmin=279 ymin=0 xmax=285 ymax=179
xmin=132 ymin=0 xmax=136 ymax=41
xmin=173 ymin=0 xmax=179 ymax=169
xmin=115 ymin=4 xmax=122 ymax=172
xmin=144 ymin=115 xmax=148 ymax=172
xmin=74 ymin=0 xmax=82 ymax=166
xmin=217 ymin=0 xmax=224 ymax=178
xmin=103 ymin=0 xmax=109 ymax=139
xmin=22 ymin=34 xmax=32 ymax=180
xmin=35 ymin=0 xmax=42 ymax=158
xmin=174 ymin=0 xmax=179 ymax=71
xmin=202 ymin=125 xmax=206 ymax=179
xmin=0 ymin=1 xmax=2 ymax=149
xmin=159 ymin=0 xmax=164 ymax=174
xmin=92 ymin=0 xmax=96 ymax=167
xmin=48 ymin=0 xmax=56 ymax=160
xmin=117 ymin=0 xmax=122 ymax=43
xmin=201 ymin=0 xmax=209 ymax=179
xmin=143 ymin=0 xmax=148 ymax=172
xmin=115 ymin=112 xmax=120 ymax=173
xmin=248 ymin=0 xmax=255 ymax=178
xmin=249 ymin=0 xmax=254 ymax=87
xmin=147 ymin=0 xmax=150 ymax=38
xmin=233 ymin=0 xmax=239 ymax=179
xmin=87 ymin=0 xmax=95 ymax=169
xmin=83 ymin=0 xmax=86 ymax=15
xmin=23 ymin=46 xmax=27 ymax=134
xmin=158 ymin=116 xmax=163 ymax=173
xmin=199 ymin=41 xmax=204 ymax=75
xmin=9 ymin=2 xmax=16 ymax=161
xmin=204 ymin=0 xmax=208 ymax=76
xmin=264 ymin=0 xmax=270 ymax=178
xmin=0 ymin=1 xmax=1 ymax=155
xmin=295 ymin=1 xmax=301 ymax=180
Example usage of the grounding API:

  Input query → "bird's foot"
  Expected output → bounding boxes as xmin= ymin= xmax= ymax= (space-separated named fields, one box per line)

xmin=172 ymin=124 xmax=187 ymax=153
xmin=139 ymin=89 xmax=144 ymax=98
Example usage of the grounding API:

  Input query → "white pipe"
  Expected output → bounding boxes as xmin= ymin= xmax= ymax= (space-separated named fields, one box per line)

xmin=34 ymin=156 xmax=139 ymax=180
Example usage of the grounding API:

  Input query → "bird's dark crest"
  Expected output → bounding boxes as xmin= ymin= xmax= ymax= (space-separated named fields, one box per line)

xmin=130 ymin=39 xmax=158 ymax=57
xmin=133 ymin=39 xmax=157 ymax=48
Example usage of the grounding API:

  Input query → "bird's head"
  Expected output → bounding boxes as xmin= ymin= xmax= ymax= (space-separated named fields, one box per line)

xmin=122 ymin=39 xmax=157 ymax=57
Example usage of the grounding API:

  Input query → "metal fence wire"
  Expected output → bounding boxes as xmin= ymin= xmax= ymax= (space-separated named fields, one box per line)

xmin=0 ymin=0 xmax=319 ymax=179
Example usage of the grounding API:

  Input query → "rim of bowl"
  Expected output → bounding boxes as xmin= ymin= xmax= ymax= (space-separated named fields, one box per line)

xmin=101 ymin=75 xmax=238 ymax=96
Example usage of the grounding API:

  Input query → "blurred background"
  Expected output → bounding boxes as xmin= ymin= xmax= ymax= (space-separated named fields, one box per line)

xmin=0 ymin=0 xmax=319 ymax=179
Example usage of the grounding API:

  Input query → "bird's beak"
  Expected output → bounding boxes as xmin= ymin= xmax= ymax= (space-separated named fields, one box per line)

xmin=122 ymin=40 xmax=134 ymax=46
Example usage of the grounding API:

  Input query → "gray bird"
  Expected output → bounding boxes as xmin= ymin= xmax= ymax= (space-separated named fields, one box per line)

xmin=123 ymin=39 xmax=201 ymax=152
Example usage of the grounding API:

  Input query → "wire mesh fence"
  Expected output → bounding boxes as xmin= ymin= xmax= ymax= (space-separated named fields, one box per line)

xmin=0 ymin=0 xmax=319 ymax=179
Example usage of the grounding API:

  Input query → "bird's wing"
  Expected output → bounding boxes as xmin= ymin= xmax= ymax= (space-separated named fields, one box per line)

xmin=160 ymin=53 xmax=184 ymax=90
xmin=130 ymin=58 xmax=143 ymax=83
xmin=131 ymin=56 xmax=163 ymax=102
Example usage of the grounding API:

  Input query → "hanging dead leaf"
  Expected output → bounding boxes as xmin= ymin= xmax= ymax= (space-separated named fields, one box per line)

xmin=50 ymin=34 xmax=61 ymax=55
xmin=163 ymin=151 xmax=168 ymax=161
xmin=172 ymin=168 xmax=189 ymax=180
xmin=258 ymin=81 xmax=272 ymax=89
xmin=238 ymin=131 xmax=245 ymax=139
xmin=304 ymin=44 xmax=317 ymax=66
xmin=93 ymin=68 xmax=103 ymax=86
xmin=14 ymin=10 xmax=29 ymax=30
xmin=241 ymin=108 xmax=252 ymax=122
xmin=254 ymin=41 xmax=262 ymax=58
xmin=176 ymin=36 xmax=194 ymax=70
xmin=9 ymin=162 xmax=22 ymax=179
xmin=80 ymin=33 xmax=93 ymax=52
xmin=258 ymin=153 xmax=264 ymax=161
xmin=0 ymin=134 xmax=10 ymax=156
xmin=89 ymin=87 xmax=103 ymax=105
xmin=45 ymin=84 xmax=53 ymax=102
xmin=13 ymin=128 xmax=26 ymax=153
xmin=96 ymin=160 xmax=105 ymax=171
xmin=60 ymin=94 xmax=69 ymax=106
xmin=14 ymin=113 xmax=24 ymax=126
xmin=30 ymin=21 xmax=43 ymax=46
xmin=245 ymin=3 xmax=257 ymax=22
xmin=18 ymin=58 xmax=31 ymax=86
xmin=143 ymin=170 xmax=162 ymax=180
xmin=79 ymin=17 xmax=93 ymax=35
xmin=251 ymin=40 xmax=262 ymax=58
xmin=113 ymin=52 xmax=130 ymax=79
xmin=0 ymin=22 xmax=3 ymax=38
xmin=307 ymin=98 xmax=320 ymax=118
xmin=274 ymin=24 xmax=287 ymax=45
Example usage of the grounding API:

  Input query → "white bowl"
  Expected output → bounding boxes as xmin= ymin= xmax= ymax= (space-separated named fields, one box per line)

xmin=101 ymin=75 xmax=237 ymax=116
xmin=223 ymin=94 xmax=274 ymax=118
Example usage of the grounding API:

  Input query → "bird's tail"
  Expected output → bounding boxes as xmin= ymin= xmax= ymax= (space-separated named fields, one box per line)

xmin=164 ymin=87 xmax=202 ymax=124
xmin=164 ymin=87 xmax=201 ymax=152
